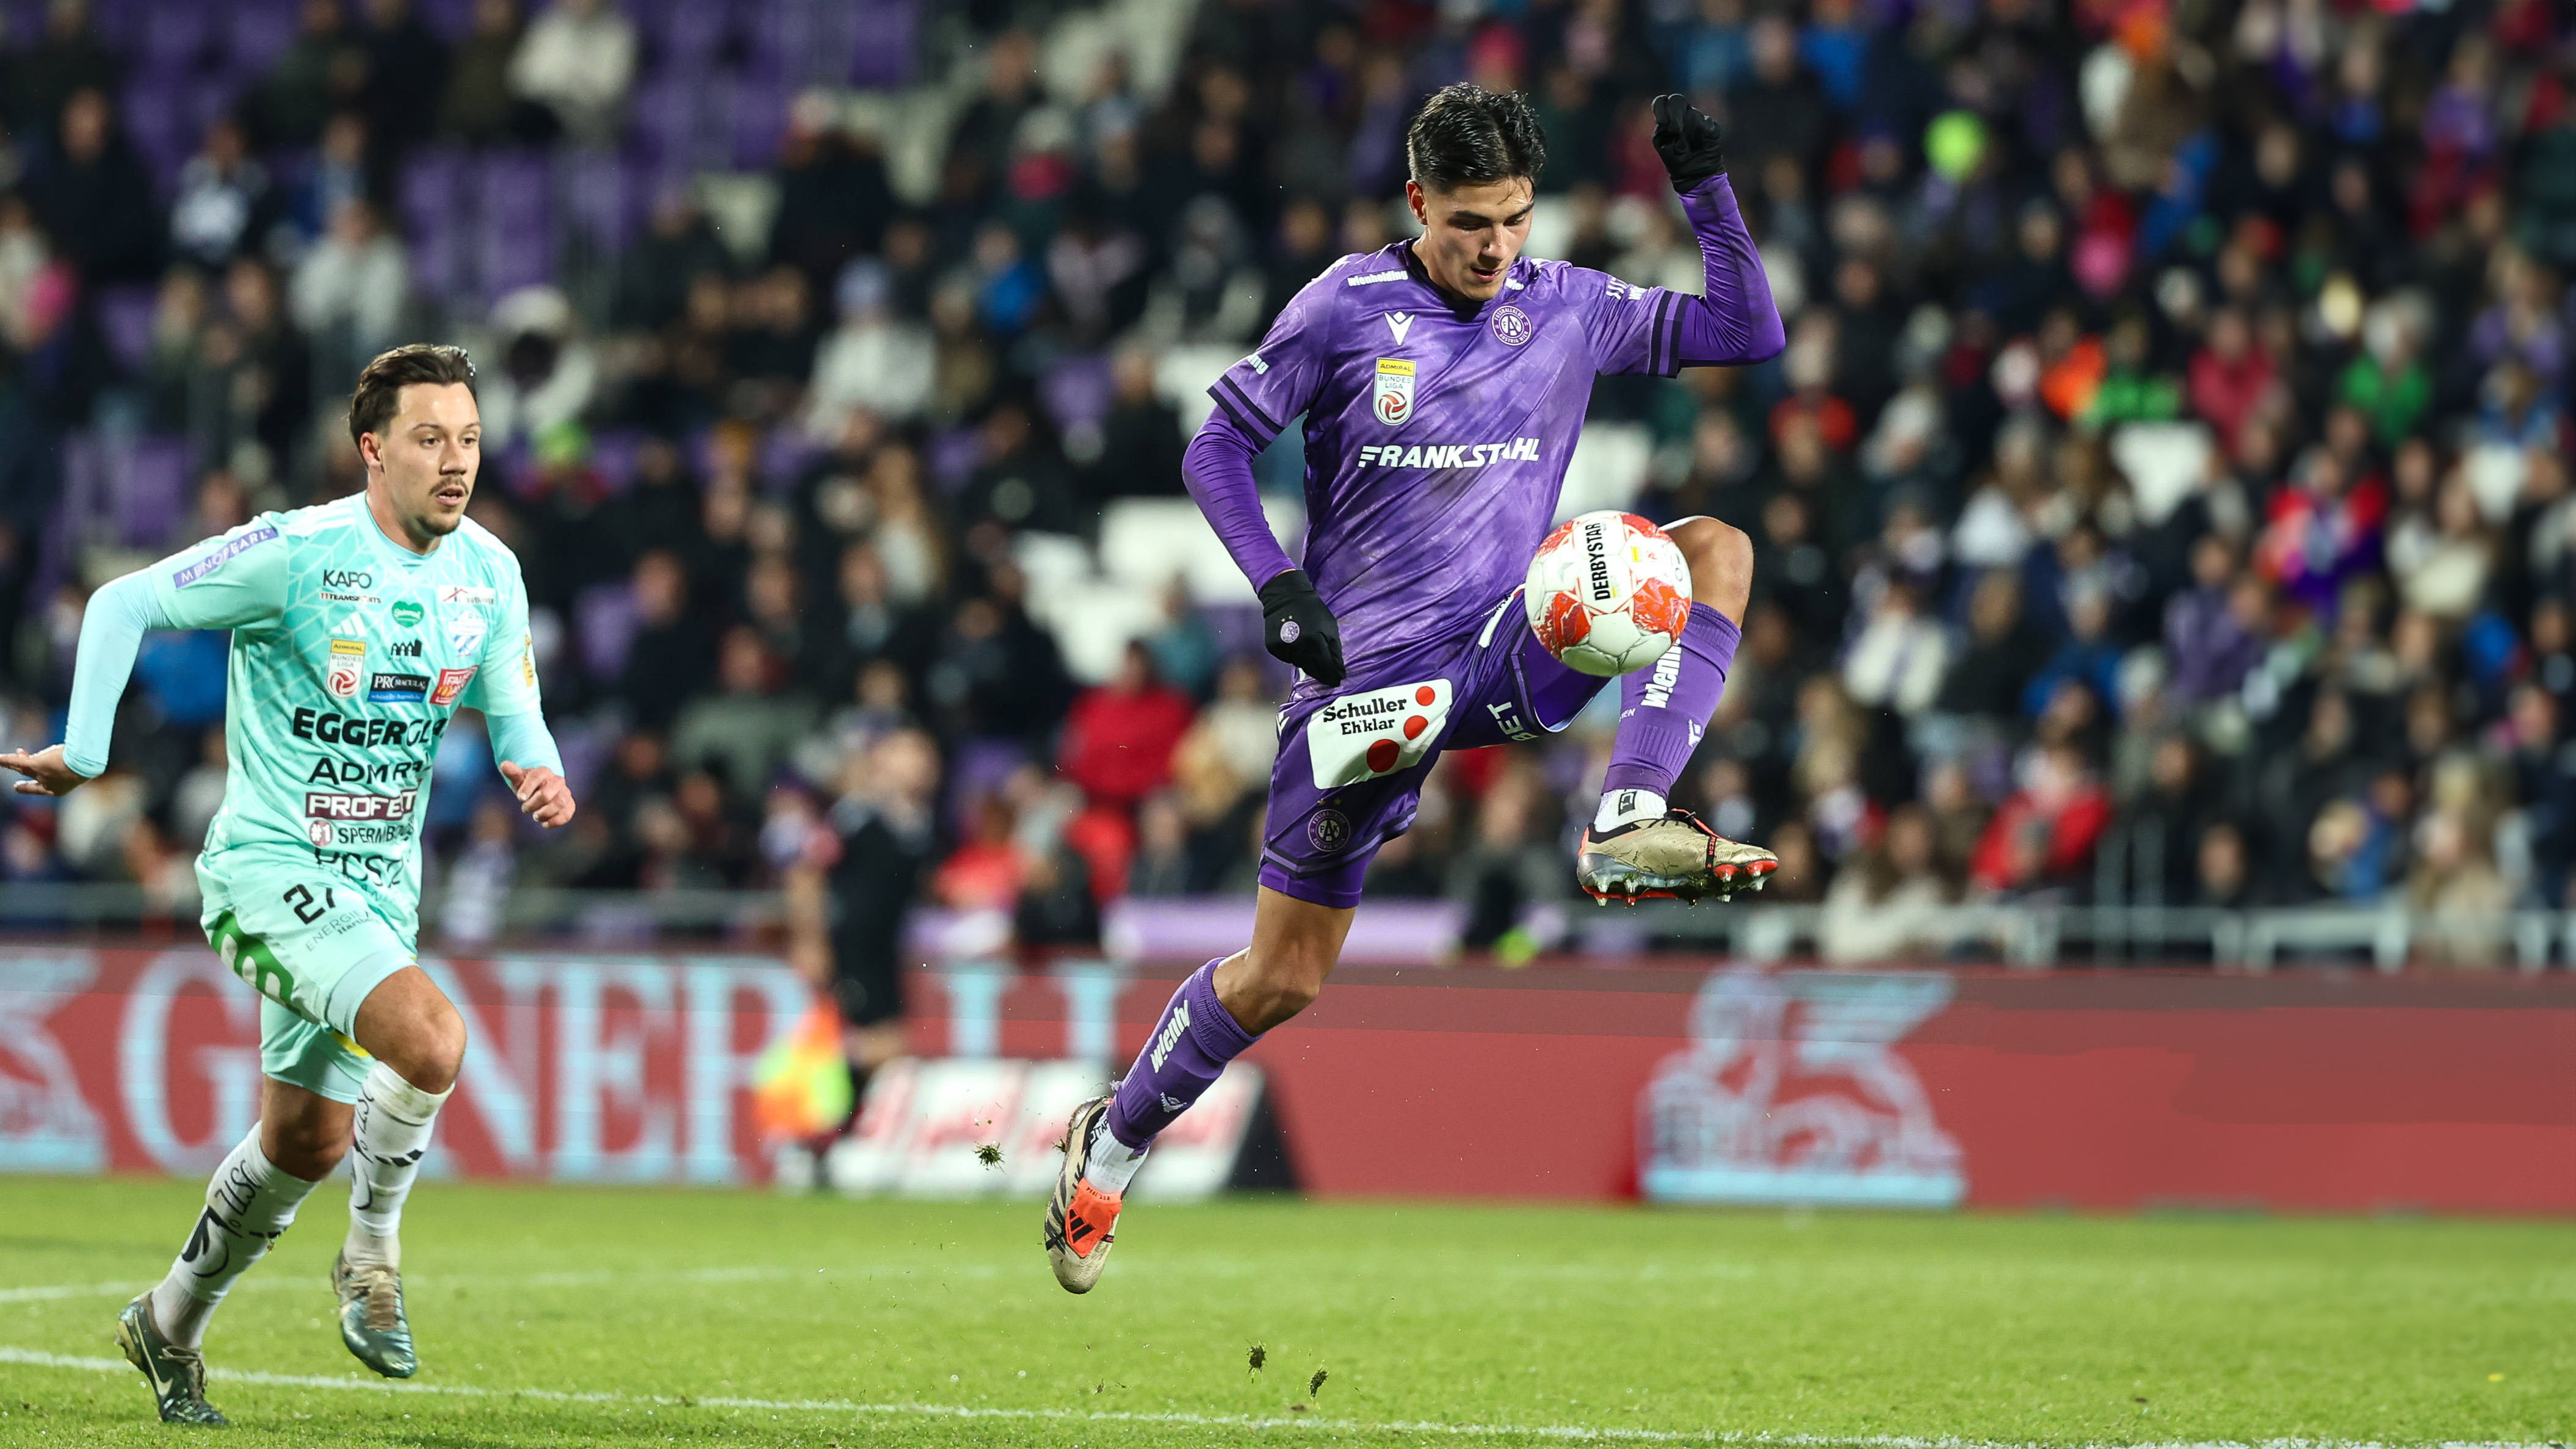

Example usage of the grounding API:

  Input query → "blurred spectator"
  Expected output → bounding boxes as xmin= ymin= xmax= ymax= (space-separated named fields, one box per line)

xmin=507 ymin=0 xmax=635 ymax=146
xmin=1058 ymin=642 xmax=1195 ymax=815
xmin=672 ymin=626 xmax=818 ymax=804
xmin=291 ymin=199 xmax=408 ymax=390
xmin=809 ymin=728 xmax=938 ymax=1090
xmin=1970 ymin=745 xmax=2110 ymax=898
xmin=169 ymin=121 xmax=275 ymax=272
xmin=2 ymin=1 xmax=118 ymax=137
xmin=250 ymin=0 xmax=369 ymax=150
xmin=23 ymin=87 xmax=157 ymax=283
xmin=441 ymin=0 xmax=532 ymax=145
xmin=1819 ymin=804 xmax=1954 ymax=964
xmin=805 ymin=263 xmax=933 ymax=433
xmin=1081 ymin=345 xmax=1185 ymax=500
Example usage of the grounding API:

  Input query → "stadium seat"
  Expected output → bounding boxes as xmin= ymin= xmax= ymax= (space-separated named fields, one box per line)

xmin=93 ymin=285 xmax=158 ymax=377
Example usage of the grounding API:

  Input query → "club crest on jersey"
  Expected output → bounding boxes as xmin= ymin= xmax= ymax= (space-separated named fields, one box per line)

xmin=325 ymin=638 xmax=365 ymax=699
xmin=448 ymin=620 xmax=487 ymax=659
xmin=1373 ymin=358 xmax=1416 ymax=426
xmin=1490 ymin=304 xmax=1533 ymax=347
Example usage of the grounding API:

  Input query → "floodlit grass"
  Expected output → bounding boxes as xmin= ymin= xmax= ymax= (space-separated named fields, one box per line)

xmin=0 ymin=1176 xmax=2567 ymax=1446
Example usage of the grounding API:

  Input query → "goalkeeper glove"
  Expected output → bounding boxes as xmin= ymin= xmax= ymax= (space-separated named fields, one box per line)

xmin=1259 ymin=569 xmax=1345 ymax=687
xmin=1650 ymin=94 xmax=1728 ymax=193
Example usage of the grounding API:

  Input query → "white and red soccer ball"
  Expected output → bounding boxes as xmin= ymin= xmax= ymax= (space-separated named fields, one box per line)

xmin=1524 ymin=511 xmax=1694 ymax=678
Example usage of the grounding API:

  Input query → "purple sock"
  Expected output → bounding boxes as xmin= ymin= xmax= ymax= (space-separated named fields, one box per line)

xmin=1105 ymin=958 xmax=1259 ymax=1150
xmin=1604 ymin=602 xmax=1740 ymax=799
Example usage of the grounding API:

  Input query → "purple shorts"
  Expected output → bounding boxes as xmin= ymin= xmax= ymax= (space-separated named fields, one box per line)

xmin=1258 ymin=590 xmax=1608 ymax=908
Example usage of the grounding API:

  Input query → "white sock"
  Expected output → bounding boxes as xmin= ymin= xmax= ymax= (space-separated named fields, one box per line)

xmin=151 ymin=1128 xmax=320 ymax=1350
xmin=1595 ymin=788 xmax=1667 ymax=832
xmin=1080 ymin=1126 xmax=1151 ymax=1196
xmin=344 ymin=1061 xmax=450 ymax=1271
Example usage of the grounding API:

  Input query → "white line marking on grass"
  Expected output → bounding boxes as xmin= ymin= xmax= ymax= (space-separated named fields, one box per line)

xmin=0 ymin=1346 xmax=2555 ymax=1448
xmin=0 ymin=1264 xmax=803 ymax=1307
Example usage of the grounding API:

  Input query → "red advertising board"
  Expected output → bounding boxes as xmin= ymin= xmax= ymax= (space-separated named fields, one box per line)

xmin=0 ymin=946 xmax=806 ymax=1180
xmin=12 ymin=944 xmax=2576 ymax=1213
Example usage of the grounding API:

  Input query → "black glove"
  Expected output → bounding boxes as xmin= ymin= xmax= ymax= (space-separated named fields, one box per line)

xmin=1651 ymin=94 xmax=1728 ymax=193
xmin=1259 ymin=568 xmax=1345 ymax=687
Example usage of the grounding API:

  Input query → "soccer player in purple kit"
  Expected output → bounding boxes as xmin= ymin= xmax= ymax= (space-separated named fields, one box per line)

xmin=1045 ymin=85 xmax=1785 ymax=1292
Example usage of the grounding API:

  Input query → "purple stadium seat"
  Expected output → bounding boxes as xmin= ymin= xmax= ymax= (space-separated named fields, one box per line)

xmin=114 ymin=436 xmax=194 ymax=550
xmin=625 ymin=74 xmax=707 ymax=176
xmin=184 ymin=75 xmax=239 ymax=132
xmin=219 ymin=7 xmax=298 ymax=74
xmin=556 ymin=148 xmax=632 ymax=255
xmin=400 ymin=149 xmax=468 ymax=305
xmin=574 ymin=582 xmax=641 ymax=683
xmin=1203 ymin=604 xmax=1265 ymax=659
xmin=643 ymin=1 xmax=728 ymax=73
xmin=475 ymin=150 xmax=554 ymax=302
xmin=95 ymin=285 xmax=158 ymax=376
xmin=1041 ymin=353 xmax=1115 ymax=435
xmin=117 ymin=87 xmax=187 ymax=190
xmin=727 ymin=78 xmax=790 ymax=172
xmin=945 ymin=739 xmax=1030 ymax=835
xmin=135 ymin=2 xmax=211 ymax=73
xmin=846 ymin=1 xmax=916 ymax=89
xmin=415 ymin=0 xmax=474 ymax=43
xmin=757 ymin=428 xmax=823 ymax=494
xmin=588 ymin=428 xmax=642 ymax=494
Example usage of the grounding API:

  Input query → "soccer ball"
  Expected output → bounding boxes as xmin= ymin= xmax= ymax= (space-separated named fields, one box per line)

xmin=1524 ymin=511 xmax=1694 ymax=677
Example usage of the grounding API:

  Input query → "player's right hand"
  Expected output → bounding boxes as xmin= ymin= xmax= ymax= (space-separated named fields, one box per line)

xmin=1258 ymin=568 xmax=1345 ymax=687
xmin=1650 ymin=94 xmax=1728 ymax=193
xmin=0 ymin=744 xmax=89 ymax=797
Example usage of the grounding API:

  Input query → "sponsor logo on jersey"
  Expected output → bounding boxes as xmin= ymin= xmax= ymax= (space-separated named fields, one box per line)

xmin=1306 ymin=679 xmax=1453 ymax=788
xmin=389 ymin=599 xmax=424 ymax=627
xmin=367 ymin=672 xmax=429 ymax=703
xmin=325 ymin=638 xmax=366 ymax=698
xmin=431 ymin=667 xmax=478 ymax=707
xmin=171 ymin=524 xmax=278 ymax=588
xmin=319 ymin=591 xmax=378 ymax=604
xmin=289 ymin=708 xmax=449 ymax=750
xmin=387 ymin=638 xmax=422 ymax=657
xmin=311 ymin=820 xmax=411 ymax=847
xmin=438 ymin=584 xmax=496 ymax=605
xmin=1353 ymin=438 xmax=1541 ymax=469
xmin=1373 ymin=358 xmax=1416 ymax=425
xmin=1490 ymin=303 xmax=1533 ymax=347
xmin=447 ymin=620 xmax=487 ymax=659
xmin=1384 ymin=310 xmax=1414 ymax=345
xmin=304 ymin=789 xmax=418 ymax=821
xmin=1240 ymin=351 xmax=1267 ymax=375
xmin=1345 ymin=268 xmax=1406 ymax=286
xmin=306 ymin=757 xmax=430 ymax=787
xmin=324 ymin=568 xmax=375 ymax=591
xmin=1149 ymin=999 xmax=1192 ymax=1071
xmin=1605 ymin=278 xmax=1649 ymax=302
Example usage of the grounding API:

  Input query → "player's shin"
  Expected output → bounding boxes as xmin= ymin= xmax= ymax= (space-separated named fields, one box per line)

xmin=1093 ymin=957 xmax=1260 ymax=1191
xmin=345 ymin=1060 xmax=452 ymax=1268
xmin=1597 ymin=602 xmax=1740 ymax=829
xmin=148 ymin=1127 xmax=322 ymax=1350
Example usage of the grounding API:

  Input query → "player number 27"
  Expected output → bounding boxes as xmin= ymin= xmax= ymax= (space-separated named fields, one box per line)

xmin=283 ymin=884 xmax=336 ymax=923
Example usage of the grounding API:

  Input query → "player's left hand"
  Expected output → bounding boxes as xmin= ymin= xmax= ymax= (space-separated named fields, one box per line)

xmin=499 ymin=760 xmax=576 ymax=828
xmin=0 ymin=744 xmax=89 ymax=797
xmin=1650 ymin=94 xmax=1728 ymax=193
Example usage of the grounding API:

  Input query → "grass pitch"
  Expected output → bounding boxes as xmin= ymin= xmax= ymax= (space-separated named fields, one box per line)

xmin=0 ymin=1177 xmax=2567 ymax=1447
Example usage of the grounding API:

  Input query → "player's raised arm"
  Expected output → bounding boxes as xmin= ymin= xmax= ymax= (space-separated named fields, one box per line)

xmin=1651 ymin=95 xmax=1787 ymax=369
xmin=1189 ymin=278 xmax=1345 ymax=687
xmin=2 ymin=518 xmax=290 ymax=795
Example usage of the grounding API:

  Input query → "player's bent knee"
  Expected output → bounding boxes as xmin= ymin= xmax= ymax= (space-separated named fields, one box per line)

xmin=262 ymin=1116 xmax=349 ymax=1182
xmin=1669 ymin=517 xmax=1753 ymax=619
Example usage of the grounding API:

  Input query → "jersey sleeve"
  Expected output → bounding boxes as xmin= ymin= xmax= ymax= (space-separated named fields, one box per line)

xmin=461 ymin=565 xmax=542 ymax=717
xmin=1560 ymin=263 xmax=1685 ymax=378
xmin=142 ymin=516 xmax=292 ymax=630
xmin=1204 ymin=268 xmax=1340 ymax=445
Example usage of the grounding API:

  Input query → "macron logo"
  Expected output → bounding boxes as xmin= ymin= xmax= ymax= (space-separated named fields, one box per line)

xmin=1384 ymin=311 xmax=1414 ymax=345
xmin=1346 ymin=269 xmax=1406 ymax=287
xmin=1149 ymin=1000 xmax=1192 ymax=1071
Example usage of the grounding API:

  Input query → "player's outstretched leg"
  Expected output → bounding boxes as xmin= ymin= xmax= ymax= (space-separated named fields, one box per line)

xmin=335 ymin=968 xmax=464 ymax=1378
xmin=1047 ymin=892 xmax=1349 ymax=1292
xmin=119 ymin=1111 xmax=335 ymax=1425
xmin=1578 ymin=517 xmax=1776 ymax=903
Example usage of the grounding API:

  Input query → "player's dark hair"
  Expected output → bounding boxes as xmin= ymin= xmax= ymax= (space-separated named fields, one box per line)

xmin=347 ymin=344 xmax=477 ymax=447
xmin=1405 ymin=82 xmax=1546 ymax=191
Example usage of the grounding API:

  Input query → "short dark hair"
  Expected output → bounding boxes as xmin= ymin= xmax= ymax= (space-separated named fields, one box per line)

xmin=1405 ymin=83 xmax=1546 ymax=191
xmin=347 ymin=344 xmax=476 ymax=447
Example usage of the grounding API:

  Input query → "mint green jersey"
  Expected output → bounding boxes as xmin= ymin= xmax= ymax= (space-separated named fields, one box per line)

xmin=131 ymin=493 xmax=543 ymax=930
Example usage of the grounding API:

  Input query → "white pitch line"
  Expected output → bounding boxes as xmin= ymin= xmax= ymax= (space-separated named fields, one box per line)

xmin=0 ymin=1264 xmax=805 ymax=1306
xmin=0 ymin=1347 xmax=2554 ymax=1449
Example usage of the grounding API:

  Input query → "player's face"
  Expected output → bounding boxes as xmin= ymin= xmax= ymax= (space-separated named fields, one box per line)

xmin=1406 ymin=176 xmax=1535 ymax=303
xmin=366 ymin=382 xmax=480 ymax=540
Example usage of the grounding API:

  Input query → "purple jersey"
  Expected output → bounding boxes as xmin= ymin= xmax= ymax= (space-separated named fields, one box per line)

xmin=1207 ymin=244 xmax=1682 ymax=686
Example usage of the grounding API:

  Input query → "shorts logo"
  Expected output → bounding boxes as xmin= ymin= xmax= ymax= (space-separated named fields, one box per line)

xmin=1306 ymin=678 xmax=1453 ymax=788
xmin=171 ymin=524 xmax=278 ymax=587
xmin=1373 ymin=358 xmax=1416 ymax=426
xmin=389 ymin=600 xmax=424 ymax=627
xmin=438 ymin=584 xmax=496 ymax=605
xmin=431 ymin=667 xmax=478 ymax=707
xmin=326 ymin=638 xmax=366 ymax=698
xmin=367 ymin=672 xmax=429 ymax=703
xmin=1308 ymin=809 xmax=1353 ymax=853
xmin=1490 ymin=304 xmax=1533 ymax=347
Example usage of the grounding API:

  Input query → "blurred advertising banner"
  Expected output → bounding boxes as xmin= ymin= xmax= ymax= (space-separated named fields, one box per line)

xmin=0 ymin=946 xmax=807 ymax=1182
xmin=910 ymin=957 xmax=2576 ymax=1214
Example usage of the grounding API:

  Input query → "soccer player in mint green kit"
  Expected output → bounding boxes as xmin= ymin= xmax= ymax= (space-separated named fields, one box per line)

xmin=1 ymin=344 xmax=576 ymax=1425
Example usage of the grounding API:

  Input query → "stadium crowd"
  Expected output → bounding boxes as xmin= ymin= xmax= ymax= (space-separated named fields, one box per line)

xmin=0 ymin=0 xmax=2574 ymax=965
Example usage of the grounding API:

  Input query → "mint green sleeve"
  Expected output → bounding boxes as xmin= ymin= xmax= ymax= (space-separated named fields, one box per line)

xmin=62 ymin=519 xmax=289 ymax=777
xmin=465 ymin=563 xmax=562 ymax=774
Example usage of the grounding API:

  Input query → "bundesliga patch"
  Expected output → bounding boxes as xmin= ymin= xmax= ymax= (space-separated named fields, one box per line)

xmin=367 ymin=672 xmax=429 ymax=704
xmin=1306 ymin=678 xmax=1453 ymax=789
xmin=325 ymin=638 xmax=366 ymax=698
xmin=431 ymin=667 xmax=478 ymax=707
xmin=1373 ymin=358 xmax=1416 ymax=426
